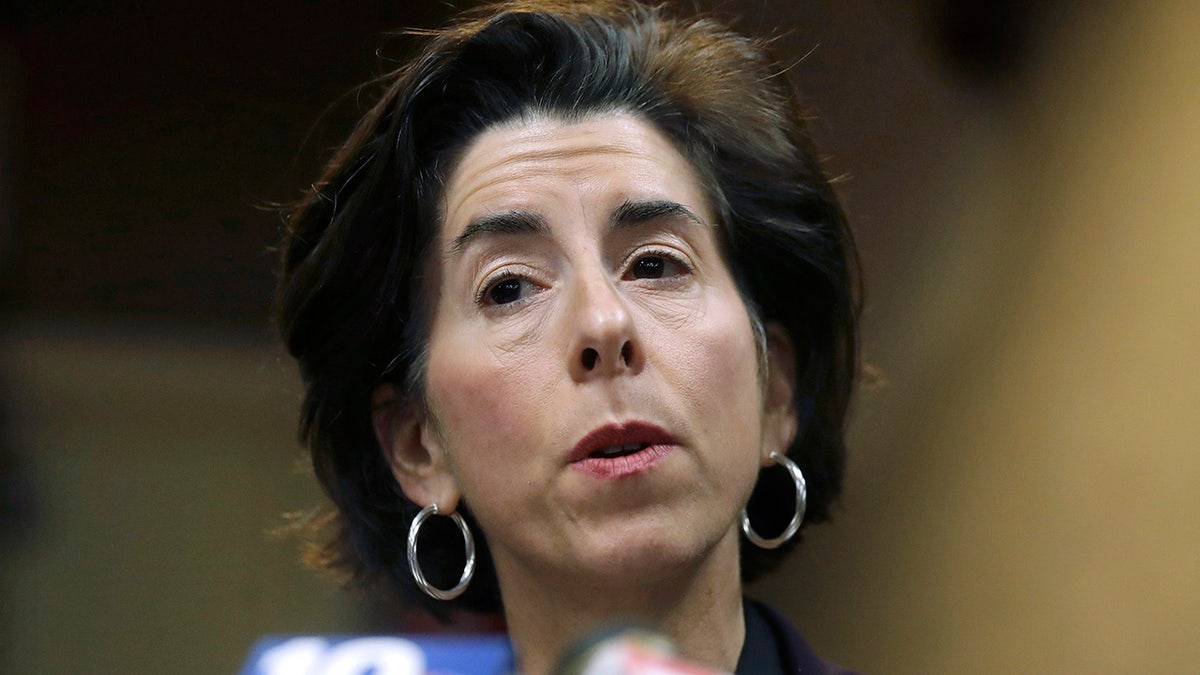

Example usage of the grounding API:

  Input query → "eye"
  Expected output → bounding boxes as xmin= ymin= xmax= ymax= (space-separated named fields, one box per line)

xmin=633 ymin=256 xmax=665 ymax=279
xmin=484 ymin=275 xmax=523 ymax=303
xmin=484 ymin=277 xmax=528 ymax=305
xmin=626 ymin=251 xmax=689 ymax=281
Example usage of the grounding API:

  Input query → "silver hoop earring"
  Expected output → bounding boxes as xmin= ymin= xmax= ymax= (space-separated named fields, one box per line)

xmin=741 ymin=451 xmax=807 ymax=549
xmin=407 ymin=503 xmax=475 ymax=600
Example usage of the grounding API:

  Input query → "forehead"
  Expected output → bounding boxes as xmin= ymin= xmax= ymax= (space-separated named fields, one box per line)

xmin=439 ymin=112 xmax=712 ymax=237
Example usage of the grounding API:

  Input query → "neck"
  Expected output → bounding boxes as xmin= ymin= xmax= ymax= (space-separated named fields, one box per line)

xmin=493 ymin=526 xmax=746 ymax=675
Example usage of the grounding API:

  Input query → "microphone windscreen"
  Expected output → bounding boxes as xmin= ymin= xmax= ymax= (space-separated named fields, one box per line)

xmin=552 ymin=624 xmax=727 ymax=675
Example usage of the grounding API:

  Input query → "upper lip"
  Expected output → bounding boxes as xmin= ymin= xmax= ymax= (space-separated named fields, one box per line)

xmin=568 ymin=421 xmax=678 ymax=463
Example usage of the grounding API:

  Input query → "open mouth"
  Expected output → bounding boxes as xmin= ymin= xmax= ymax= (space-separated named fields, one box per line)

xmin=570 ymin=422 xmax=677 ymax=479
xmin=589 ymin=443 xmax=648 ymax=459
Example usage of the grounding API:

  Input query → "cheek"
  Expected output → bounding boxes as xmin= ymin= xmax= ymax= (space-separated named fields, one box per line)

xmin=428 ymin=361 xmax=510 ymax=439
xmin=422 ymin=328 xmax=558 ymax=493
xmin=667 ymin=293 xmax=761 ymax=414
xmin=649 ymin=287 xmax=766 ymax=481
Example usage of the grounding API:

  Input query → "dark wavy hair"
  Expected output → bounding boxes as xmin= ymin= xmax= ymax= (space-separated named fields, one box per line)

xmin=275 ymin=0 xmax=859 ymax=616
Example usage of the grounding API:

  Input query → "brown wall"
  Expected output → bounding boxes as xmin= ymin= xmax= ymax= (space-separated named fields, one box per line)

xmin=755 ymin=2 xmax=1200 ymax=672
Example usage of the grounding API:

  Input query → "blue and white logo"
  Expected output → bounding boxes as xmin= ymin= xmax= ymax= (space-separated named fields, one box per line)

xmin=242 ymin=635 xmax=513 ymax=675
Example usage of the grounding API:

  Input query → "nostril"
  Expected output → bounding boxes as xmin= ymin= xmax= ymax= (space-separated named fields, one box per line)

xmin=581 ymin=347 xmax=599 ymax=370
xmin=620 ymin=341 xmax=632 ymax=365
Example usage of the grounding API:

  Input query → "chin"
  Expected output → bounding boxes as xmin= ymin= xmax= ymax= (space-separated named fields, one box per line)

xmin=570 ymin=519 xmax=737 ymax=587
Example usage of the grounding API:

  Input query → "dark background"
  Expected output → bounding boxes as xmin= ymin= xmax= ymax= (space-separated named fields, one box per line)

xmin=3 ymin=0 xmax=1033 ymax=326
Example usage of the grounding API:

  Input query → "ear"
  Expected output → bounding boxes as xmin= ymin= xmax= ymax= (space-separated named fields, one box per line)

xmin=371 ymin=383 xmax=461 ymax=513
xmin=760 ymin=322 xmax=799 ymax=465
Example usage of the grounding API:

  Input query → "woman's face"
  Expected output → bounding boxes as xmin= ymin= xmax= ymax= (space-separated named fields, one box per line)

xmin=387 ymin=112 xmax=795 ymax=589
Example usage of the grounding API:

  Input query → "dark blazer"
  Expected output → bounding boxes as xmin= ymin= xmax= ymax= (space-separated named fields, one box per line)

xmin=738 ymin=599 xmax=858 ymax=675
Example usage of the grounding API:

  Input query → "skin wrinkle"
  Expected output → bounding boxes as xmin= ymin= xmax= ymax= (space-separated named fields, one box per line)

xmin=389 ymin=111 xmax=792 ymax=673
xmin=454 ymin=212 xmax=710 ymax=324
xmin=455 ymin=199 xmax=705 ymax=257
xmin=445 ymin=144 xmax=646 ymax=227
xmin=458 ymin=218 xmax=711 ymax=319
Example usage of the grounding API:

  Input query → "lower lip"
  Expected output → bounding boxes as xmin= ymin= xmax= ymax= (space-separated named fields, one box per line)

xmin=570 ymin=444 xmax=676 ymax=479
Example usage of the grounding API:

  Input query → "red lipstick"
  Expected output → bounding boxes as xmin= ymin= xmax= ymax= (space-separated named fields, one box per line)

xmin=569 ymin=421 xmax=678 ymax=479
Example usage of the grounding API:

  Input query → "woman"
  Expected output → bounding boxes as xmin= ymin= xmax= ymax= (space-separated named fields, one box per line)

xmin=275 ymin=1 xmax=859 ymax=672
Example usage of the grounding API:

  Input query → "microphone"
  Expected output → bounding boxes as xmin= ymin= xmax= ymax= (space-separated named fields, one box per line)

xmin=552 ymin=624 xmax=728 ymax=675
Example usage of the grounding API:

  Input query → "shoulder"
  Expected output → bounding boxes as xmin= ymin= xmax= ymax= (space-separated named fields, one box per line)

xmin=745 ymin=598 xmax=858 ymax=675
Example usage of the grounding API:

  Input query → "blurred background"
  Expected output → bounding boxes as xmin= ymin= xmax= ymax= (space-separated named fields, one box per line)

xmin=1 ymin=1 xmax=1197 ymax=672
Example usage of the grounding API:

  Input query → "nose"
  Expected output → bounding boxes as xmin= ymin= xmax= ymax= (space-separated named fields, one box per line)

xmin=567 ymin=273 xmax=642 ymax=381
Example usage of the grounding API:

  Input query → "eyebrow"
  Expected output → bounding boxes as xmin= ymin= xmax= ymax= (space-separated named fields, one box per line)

xmin=610 ymin=199 xmax=706 ymax=230
xmin=448 ymin=199 xmax=706 ymax=254
xmin=450 ymin=210 xmax=550 ymax=254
